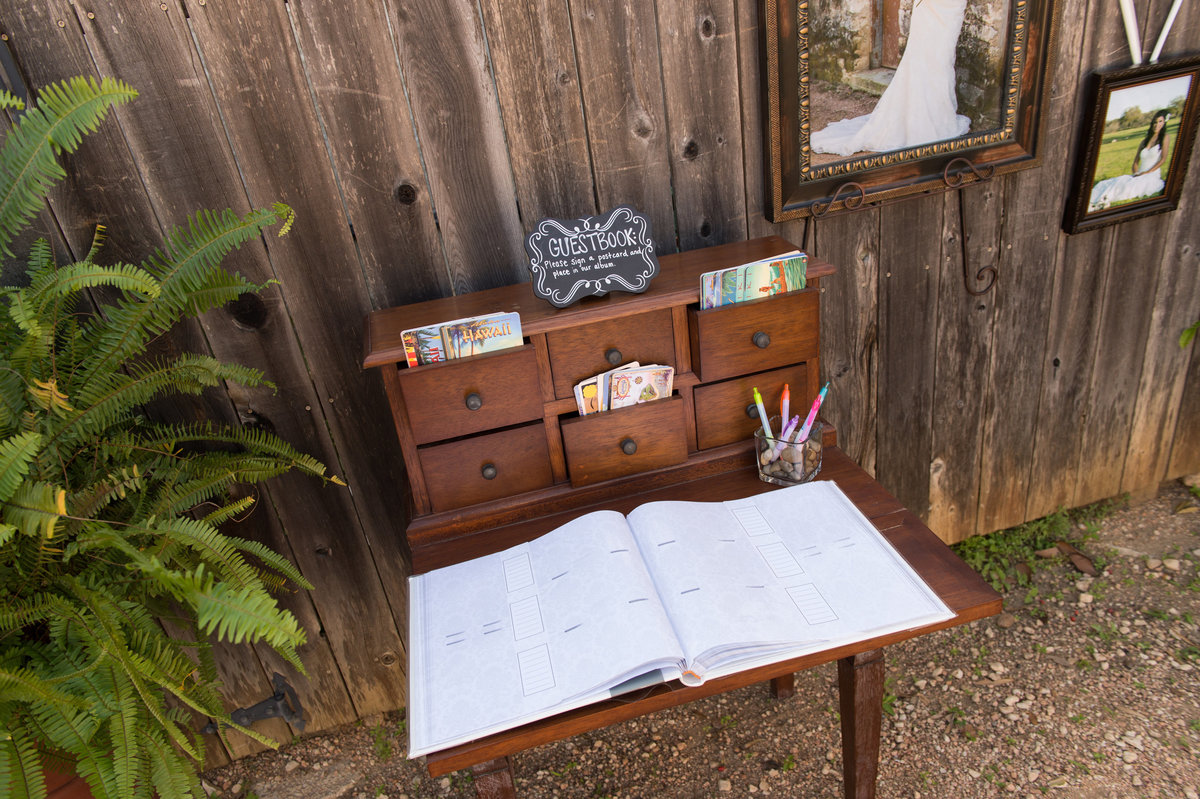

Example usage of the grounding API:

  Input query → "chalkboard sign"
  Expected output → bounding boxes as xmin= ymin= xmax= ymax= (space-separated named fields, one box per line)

xmin=524 ymin=206 xmax=659 ymax=308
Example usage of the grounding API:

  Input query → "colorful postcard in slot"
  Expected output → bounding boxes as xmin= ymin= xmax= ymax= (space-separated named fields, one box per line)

xmin=574 ymin=376 xmax=602 ymax=415
xmin=738 ymin=253 xmax=806 ymax=302
xmin=438 ymin=312 xmax=523 ymax=360
xmin=400 ymin=325 xmax=448 ymax=367
xmin=699 ymin=251 xmax=807 ymax=309
xmin=598 ymin=361 xmax=642 ymax=412
xmin=609 ymin=365 xmax=674 ymax=410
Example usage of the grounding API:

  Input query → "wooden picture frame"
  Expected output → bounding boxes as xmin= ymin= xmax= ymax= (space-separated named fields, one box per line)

xmin=1063 ymin=56 xmax=1200 ymax=234
xmin=760 ymin=0 xmax=1062 ymax=222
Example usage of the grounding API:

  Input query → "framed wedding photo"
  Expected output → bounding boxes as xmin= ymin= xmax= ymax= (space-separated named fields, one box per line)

xmin=760 ymin=0 xmax=1061 ymax=222
xmin=1064 ymin=56 xmax=1200 ymax=234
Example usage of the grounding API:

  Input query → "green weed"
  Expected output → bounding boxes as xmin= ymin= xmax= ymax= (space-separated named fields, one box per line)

xmin=951 ymin=500 xmax=1116 ymax=590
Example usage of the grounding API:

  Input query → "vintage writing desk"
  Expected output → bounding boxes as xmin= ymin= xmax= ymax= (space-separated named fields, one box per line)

xmin=363 ymin=237 xmax=1001 ymax=798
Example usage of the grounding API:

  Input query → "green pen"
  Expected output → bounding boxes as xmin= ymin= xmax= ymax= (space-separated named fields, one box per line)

xmin=752 ymin=387 xmax=774 ymax=439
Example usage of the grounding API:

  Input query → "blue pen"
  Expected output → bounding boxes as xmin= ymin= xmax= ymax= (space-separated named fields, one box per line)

xmin=752 ymin=387 xmax=774 ymax=439
xmin=795 ymin=382 xmax=829 ymax=443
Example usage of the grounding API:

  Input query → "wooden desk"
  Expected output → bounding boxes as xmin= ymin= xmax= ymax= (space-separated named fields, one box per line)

xmin=363 ymin=238 xmax=1001 ymax=797
xmin=420 ymin=448 xmax=1001 ymax=798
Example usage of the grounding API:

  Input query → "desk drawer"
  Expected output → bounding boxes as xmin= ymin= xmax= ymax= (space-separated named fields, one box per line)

xmin=694 ymin=363 xmax=809 ymax=450
xmin=560 ymin=397 xmax=687 ymax=486
xmin=400 ymin=346 xmax=542 ymax=445
xmin=545 ymin=309 xmax=675 ymax=400
xmin=688 ymin=289 xmax=819 ymax=383
xmin=419 ymin=423 xmax=554 ymax=512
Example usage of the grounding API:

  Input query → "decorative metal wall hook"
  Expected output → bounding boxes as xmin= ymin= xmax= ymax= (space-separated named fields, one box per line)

xmin=943 ymin=157 xmax=996 ymax=187
xmin=964 ymin=260 xmax=999 ymax=296
xmin=811 ymin=181 xmax=867 ymax=218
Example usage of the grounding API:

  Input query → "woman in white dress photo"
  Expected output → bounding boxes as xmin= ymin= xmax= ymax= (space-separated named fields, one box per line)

xmin=1088 ymin=110 xmax=1170 ymax=211
xmin=811 ymin=0 xmax=971 ymax=156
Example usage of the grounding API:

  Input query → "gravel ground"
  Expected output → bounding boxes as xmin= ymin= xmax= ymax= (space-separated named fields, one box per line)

xmin=202 ymin=480 xmax=1200 ymax=799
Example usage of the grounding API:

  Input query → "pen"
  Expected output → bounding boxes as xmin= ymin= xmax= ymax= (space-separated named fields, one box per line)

xmin=795 ymin=382 xmax=829 ymax=443
xmin=780 ymin=383 xmax=790 ymax=424
xmin=771 ymin=414 xmax=800 ymax=460
xmin=752 ymin=387 xmax=774 ymax=438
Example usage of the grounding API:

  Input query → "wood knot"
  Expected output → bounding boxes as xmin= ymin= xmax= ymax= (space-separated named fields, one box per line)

xmin=227 ymin=292 xmax=268 ymax=329
xmin=699 ymin=17 xmax=715 ymax=38
xmin=682 ymin=139 xmax=699 ymax=160
xmin=394 ymin=182 xmax=418 ymax=205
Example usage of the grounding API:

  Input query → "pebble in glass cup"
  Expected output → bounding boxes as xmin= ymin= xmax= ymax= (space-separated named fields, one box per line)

xmin=754 ymin=416 xmax=823 ymax=486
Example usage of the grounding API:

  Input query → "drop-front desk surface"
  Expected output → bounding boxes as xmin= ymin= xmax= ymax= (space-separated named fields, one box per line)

xmin=413 ymin=451 xmax=1000 ymax=799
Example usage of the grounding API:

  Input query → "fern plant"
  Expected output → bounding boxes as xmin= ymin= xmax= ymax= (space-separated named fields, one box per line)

xmin=0 ymin=77 xmax=340 ymax=798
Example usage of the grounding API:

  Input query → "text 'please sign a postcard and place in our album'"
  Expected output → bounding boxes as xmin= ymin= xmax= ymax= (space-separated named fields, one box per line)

xmin=524 ymin=206 xmax=659 ymax=308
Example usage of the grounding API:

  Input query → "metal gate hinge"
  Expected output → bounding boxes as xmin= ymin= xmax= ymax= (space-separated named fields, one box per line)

xmin=202 ymin=672 xmax=306 ymax=734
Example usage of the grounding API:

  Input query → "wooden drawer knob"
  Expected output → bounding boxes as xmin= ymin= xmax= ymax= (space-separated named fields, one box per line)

xmin=620 ymin=437 xmax=638 ymax=456
xmin=481 ymin=463 xmax=498 ymax=480
xmin=605 ymin=347 xmax=623 ymax=366
xmin=752 ymin=330 xmax=771 ymax=349
xmin=464 ymin=392 xmax=483 ymax=411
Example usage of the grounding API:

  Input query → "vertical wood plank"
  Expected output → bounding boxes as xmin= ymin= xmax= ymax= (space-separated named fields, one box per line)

xmin=1073 ymin=215 xmax=1166 ymax=505
xmin=477 ymin=0 xmax=595 ymax=224
xmin=927 ymin=185 xmax=1000 ymax=543
xmin=1168 ymin=324 xmax=1200 ymax=478
xmin=287 ymin=0 xmax=450 ymax=309
xmin=874 ymin=197 xmax=943 ymax=518
xmin=1120 ymin=0 xmax=1200 ymax=496
xmin=185 ymin=0 xmax=407 ymax=716
xmin=812 ymin=210 xmax=881 ymax=474
xmin=382 ymin=0 xmax=526 ymax=293
xmin=975 ymin=0 xmax=1097 ymax=534
xmin=656 ymin=0 xmax=747 ymax=250
xmin=568 ymin=0 xmax=677 ymax=253
xmin=1122 ymin=229 xmax=1200 ymax=497
xmin=735 ymin=0 xmax=804 ymax=244
xmin=1022 ymin=0 xmax=1105 ymax=522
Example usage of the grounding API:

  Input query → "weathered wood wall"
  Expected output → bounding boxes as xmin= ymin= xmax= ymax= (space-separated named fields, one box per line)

xmin=2 ymin=0 xmax=1197 ymax=762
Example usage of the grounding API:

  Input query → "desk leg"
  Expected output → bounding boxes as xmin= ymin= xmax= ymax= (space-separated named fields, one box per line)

xmin=770 ymin=674 xmax=795 ymax=699
xmin=837 ymin=649 xmax=884 ymax=799
xmin=471 ymin=757 xmax=516 ymax=799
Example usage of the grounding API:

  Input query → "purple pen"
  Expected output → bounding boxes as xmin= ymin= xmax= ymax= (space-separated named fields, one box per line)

xmin=771 ymin=414 xmax=801 ymax=460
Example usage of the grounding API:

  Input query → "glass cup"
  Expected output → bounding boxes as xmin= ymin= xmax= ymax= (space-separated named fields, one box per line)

xmin=754 ymin=417 xmax=823 ymax=486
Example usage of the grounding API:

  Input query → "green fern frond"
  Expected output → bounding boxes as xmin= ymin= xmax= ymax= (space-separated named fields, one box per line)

xmin=26 ymin=703 xmax=116 ymax=799
xmin=0 ymin=76 xmax=137 ymax=256
xmin=0 ymin=89 xmax=24 ymax=111
xmin=197 ymin=582 xmax=305 ymax=669
xmin=142 ymin=421 xmax=333 ymax=481
xmin=26 ymin=261 xmax=160 ymax=308
xmin=108 ymin=674 xmax=141 ymax=799
xmin=272 ymin=202 xmax=295 ymax=236
xmin=4 ymin=481 xmax=66 ymax=539
xmin=197 ymin=495 xmax=255 ymax=526
xmin=0 ymin=726 xmax=47 ymax=799
xmin=48 ymin=354 xmax=265 ymax=452
xmin=76 ymin=205 xmax=287 ymax=385
xmin=0 ymin=369 xmax=26 ymax=432
xmin=25 ymin=237 xmax=53 ymax=271
xmin=0 ymin=665 xmax=94 ymax=710
xmin=85 ymin=224 xmax=107 ymax=262
xmin=0 ymin=431 xmax=41 ymax=503
xmin=142 ymin=726 xmax=204 ymax=799
xmin=226 ymin=535 xmax=312 ymax=590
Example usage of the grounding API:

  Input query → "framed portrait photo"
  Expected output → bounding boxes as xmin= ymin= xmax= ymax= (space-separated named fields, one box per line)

xmin=760 ymin=0 xmax=1062 ymax=221
xmin=1064 ymin=55 xmax=1200 ymax=234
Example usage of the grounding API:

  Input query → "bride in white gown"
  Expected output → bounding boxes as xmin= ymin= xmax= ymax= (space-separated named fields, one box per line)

xmin=1088 ymin=110 xmax=1169 ymax=211
xmin=811 ymin=0 xmax=970 ymax=156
